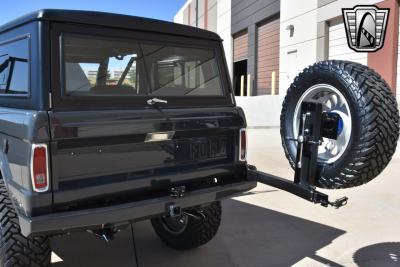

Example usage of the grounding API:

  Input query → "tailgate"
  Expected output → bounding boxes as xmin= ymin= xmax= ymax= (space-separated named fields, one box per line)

xmin=49 ymin=107 xmax=245 ymax=207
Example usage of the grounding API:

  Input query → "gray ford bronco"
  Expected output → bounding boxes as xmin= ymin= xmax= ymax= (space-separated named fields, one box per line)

xmin=0 ymin=9 xmax=398 ymax=267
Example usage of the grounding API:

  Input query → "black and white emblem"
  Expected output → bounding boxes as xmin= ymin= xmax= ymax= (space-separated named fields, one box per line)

xmin=342 ymin=5 xmax=389 ymax=52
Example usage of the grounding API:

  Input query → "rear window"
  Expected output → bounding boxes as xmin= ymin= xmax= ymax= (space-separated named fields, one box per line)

xmin=63 ymin=34 xmax=223 ymax=97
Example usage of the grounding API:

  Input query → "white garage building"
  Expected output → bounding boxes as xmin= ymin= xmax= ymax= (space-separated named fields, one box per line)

xmin=175 ymin=0 xmax=399 ymax=127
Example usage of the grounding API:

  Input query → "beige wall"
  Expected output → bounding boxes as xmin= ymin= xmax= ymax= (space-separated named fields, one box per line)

xmin=208 ymin=0 xmax=218 ymax=32
xmin=317 ymin=0 xmax=381 ymax=22
xmin=174 ymin=0 xmax=392 ymax=126
xmin=279 ymin=0 xmax=382 ymax=97
xmin=279 ymin=1 xmax=319 ymax=94
xmin=217 ymin=0 xmax=232 ymax=77
xmin=174 ymin=0 xmax=232 ymax=76
xmin=174 ymin=1 xmax=191 ymax=24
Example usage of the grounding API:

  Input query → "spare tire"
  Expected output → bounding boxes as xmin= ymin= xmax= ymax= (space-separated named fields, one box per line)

xmin=281 ymin=60 xmax=399 ymax=189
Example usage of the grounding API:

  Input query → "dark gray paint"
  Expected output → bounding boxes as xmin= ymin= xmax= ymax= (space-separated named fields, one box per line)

xmin=21 ymin=181 xmax=256 ymax=236
xmin=50 ymin=23 xmax=233 ymax=109
xmin=231 ymin=0 xmax=280 ymax=95
xmin=48 ymin=107 xmax=246 ymax=206
xmin=0 ymin=9 xmax=221 ymax=41
xmin=0 ymin=107 xmax=52 ymax=218
xmin=0 ymin=10 xmax=257 ymax=237
xmin=0 ymin=21 xmax=49 ymax=110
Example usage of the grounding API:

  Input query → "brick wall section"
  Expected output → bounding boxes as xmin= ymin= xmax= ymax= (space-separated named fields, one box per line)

xmin=368 ymin=0 xmax=399 ymax=93
xmin=233 ymin=31 xmax=249 ymax=62
xmin=257 ymin=17 xmax=280 ymax=95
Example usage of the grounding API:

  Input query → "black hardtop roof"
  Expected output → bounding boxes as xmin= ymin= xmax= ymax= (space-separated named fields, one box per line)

xmin=0 ymin=9 xmax=222 ymax=41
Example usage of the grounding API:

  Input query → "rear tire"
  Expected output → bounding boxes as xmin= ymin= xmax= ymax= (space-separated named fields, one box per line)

xmin=281 ymin=60 xmax=399 ymax=189
xmin=151 ymin=201 xmax=221 ymax=250
xmin=0 ymin=180 xmax=51 ymax=267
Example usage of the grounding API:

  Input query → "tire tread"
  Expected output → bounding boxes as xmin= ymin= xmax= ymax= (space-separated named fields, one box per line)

xmin=281 ymin=60 xmax=399 ymax=189
xmin=151 ymin=201 xmax=221 ymax=250
xmin=0 ymin=180 xmax=50 ymax=267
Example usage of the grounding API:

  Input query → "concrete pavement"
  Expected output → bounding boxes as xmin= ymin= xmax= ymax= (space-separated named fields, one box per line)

xmin=50 ymin=128 xmax=400 ymax=267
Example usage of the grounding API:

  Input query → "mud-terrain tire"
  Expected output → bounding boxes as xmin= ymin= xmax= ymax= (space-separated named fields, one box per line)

xmin=0 ymin=180 xmax=51 ymax=267
xmin=151 ymin=201 xmax=221 ymax=250
xmin=281 ymin=60 xmax=399 ymax=189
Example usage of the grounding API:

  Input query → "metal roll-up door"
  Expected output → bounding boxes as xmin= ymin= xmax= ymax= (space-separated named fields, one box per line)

xmin=257 ymin=17 xmax=280 ymax=95
xmin=329 ymin=20 xmax=368 ymax=65
xmin=233 ymin=31 xmax=248 ymax=62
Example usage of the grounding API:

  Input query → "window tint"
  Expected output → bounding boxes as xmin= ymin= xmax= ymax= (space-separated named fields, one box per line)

xmin=143 ymin=45 xmax=223 ymax=96
xmin=63 ymin=34 xmax=223 ymax=97
xmin=0 ymin=37 xmax=29 ymax=95
xmin=64 ymin=35 xmax=143 ymax=96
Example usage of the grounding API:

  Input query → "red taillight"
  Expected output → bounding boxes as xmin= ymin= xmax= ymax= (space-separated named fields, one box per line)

xmin=31 ymin=144 xmax=49 ymax=192
xmin=239 ymin=128 xmax=247 ymax=161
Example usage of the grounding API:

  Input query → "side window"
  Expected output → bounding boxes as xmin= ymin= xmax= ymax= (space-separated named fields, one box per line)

xmin=0 ymin=55 xmax=10 ymax=90
xmin=0 ymin=37 xmax=29 ymax=95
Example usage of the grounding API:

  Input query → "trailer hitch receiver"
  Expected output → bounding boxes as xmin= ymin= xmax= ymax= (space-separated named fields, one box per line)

xmin=247 ymin=101 xmax=348 ymax=208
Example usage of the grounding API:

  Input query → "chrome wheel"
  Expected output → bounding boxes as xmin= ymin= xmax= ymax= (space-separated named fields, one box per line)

xmin=160 ymin=215 xmax=189 ymax=235
xmin=293 ymin=84 xmax=352 ymax=164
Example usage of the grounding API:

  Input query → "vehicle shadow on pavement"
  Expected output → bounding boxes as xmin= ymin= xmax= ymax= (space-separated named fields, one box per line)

xmin=353 ymin=242 xmax=400 ymax=267
xmin=133 ymin=199 xmax=346 ymax=267
xmin=49 ymin=198 xmax=347 ymax=267
xmin=50 ymin=228 xmax=137 ymax=267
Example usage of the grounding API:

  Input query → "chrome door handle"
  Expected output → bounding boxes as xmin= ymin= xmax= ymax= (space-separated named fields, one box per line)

xmin=147 ymin=98 xmax=168 ymax=105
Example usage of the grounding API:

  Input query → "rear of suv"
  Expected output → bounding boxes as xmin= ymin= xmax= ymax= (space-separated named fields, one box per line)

xmin=2 ymin=8 xmax=399 ymax=267
xmin=0 ymin=10 xmax=255 ymax=266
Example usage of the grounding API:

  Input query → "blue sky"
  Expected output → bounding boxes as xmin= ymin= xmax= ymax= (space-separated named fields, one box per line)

xmin=0 ymin=0 xmax=187 ymax=25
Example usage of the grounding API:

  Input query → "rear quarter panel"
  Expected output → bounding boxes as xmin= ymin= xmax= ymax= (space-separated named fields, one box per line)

xmin=0 ymin=108 xmax=51 ymax=216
